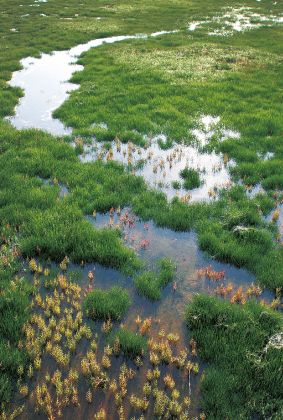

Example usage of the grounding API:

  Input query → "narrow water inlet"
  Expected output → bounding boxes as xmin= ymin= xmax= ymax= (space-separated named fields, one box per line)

xmin=5 ymin=32 xmax=178 ymax=135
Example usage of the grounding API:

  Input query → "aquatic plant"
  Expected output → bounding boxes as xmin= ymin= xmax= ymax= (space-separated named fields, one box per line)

xmin=180 ymin=168 xmax=202 ymax=190
xmin=133 ymin=258 xmax=176 ymax=301
xmin=108 ymin=327 xmax=148 ymax=359
xmin=84 ymin=286 xmax=131 ymax=321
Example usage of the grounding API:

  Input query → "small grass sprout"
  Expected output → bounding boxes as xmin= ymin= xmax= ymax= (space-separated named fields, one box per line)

xmin=272 ymin=208 xmax=280 ymax=222
xmin=139 ymin=320 xmax=151 ymax=337
xmin=86 ymin=389 xmax=92 ymax=403
xmin=143 ymin=382 xmax=151 ymax=397
xmin=19 ymin=385 xmax=28 ymax=398
xmin=101 ymin=318 xmax=113 ymax=335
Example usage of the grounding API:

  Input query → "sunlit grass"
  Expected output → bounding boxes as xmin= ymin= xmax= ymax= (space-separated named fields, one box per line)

xmin=108 ymin=327 xmax=148 ymax=358
xmin=84 ymin=286 xmax=131 ymax=321
xmin=133 ymin=258 xmax=176 ymax=301
xmin=185 ymin=294 xmax=283 ymax=419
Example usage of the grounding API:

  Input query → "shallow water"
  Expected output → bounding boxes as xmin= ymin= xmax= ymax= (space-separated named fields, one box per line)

xmin=11 ymin=211 xmax=274 ymax=420
xmin=188 ymin=7 xmax=283 ymax=36
xmin=80 ymin=115 xmax=239 ymax=201
xmin=5 ymin=35 xmax=148 ymax=135
xmin=5 ymin=31 xmax=177 ymax=136
xmin=5 ymin=23 xmax=279 ymax=419
xmin=89 ymin=209 xmax=272 ymax=304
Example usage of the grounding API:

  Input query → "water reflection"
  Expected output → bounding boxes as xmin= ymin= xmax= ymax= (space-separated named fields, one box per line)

xmin=11 ymin=207 xmax=274 ymax=419
xmin=6 ymin=32 xmax=179 ymax=136
xmin=80 ymin=114 xmax=240 ymax=202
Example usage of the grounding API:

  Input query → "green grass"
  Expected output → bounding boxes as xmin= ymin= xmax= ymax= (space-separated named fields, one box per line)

xmin=172 ymin=181 xmax=181 ymax=190
xmin=133 ymin=258 xmax=176 ymax=301
xmin=0 ymin=244 xmax=33 ymax=413
xmin=257 ymin=247 xmax=283 ymax=295
xmin=185 ymin=294 xmax=283 ymax=419
xmin=1 ymin=0 xmax=283 ymax=414
xmin=108 ymin=327 xmax=148 ymax=358
xmin=180 ymin=168 xmax=202 ymax=190
xmin=84 ymin=286 xmax=131 ymax=321
xmin=0 ymin=125 xmax=142 ymax=274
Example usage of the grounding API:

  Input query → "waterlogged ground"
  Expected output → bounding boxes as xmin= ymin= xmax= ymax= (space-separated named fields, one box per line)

xmin=188 ymin=6 xmax=283 ymax=36
xmin=5 ymin=35 xmax=144 ymax=135
xmin=1 ymin=0 xmax=283 ymax=419
xmin=9 ymin=215 xmax=275 ymax=420
xmin=80 ymin=116 xmax=238 ymax=201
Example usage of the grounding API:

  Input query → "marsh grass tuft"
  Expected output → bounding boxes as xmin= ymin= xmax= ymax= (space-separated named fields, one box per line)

xmin=108 ymin=327 xmax=148 ymax=358
xmin=84 ymin=286 xmax=131 ymax=321
xmin=133 ymin=258 xmax=176 ymax=301
xmin=185 ymin=294 xmax=283 ymax=419
xmin=179 ymin=168 xmax=202 ymax=190
xmin=0 ymin=244 xmax=33 ymax=412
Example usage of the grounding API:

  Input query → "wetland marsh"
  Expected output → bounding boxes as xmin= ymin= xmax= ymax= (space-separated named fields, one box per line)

xmin=1 ymin=0 xmax=283 ymax=419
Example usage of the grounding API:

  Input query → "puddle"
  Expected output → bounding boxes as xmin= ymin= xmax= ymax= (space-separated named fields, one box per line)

xmin=188 ymin=22 xmax=203 ymax=31
xmin=87 ymin=207 xmax=275 ymax=310
xmin=188 ymin=7 xmax=283 ymax=36
xmin=10 ymin=207 xmax=273 ymax=419
xmin=80 ymin=115 xmax=239 ymax=201
xmin=257 ymin=151 xmax=274 ymax=161
xmin=151 ymin=30 xmax=179 ymax=37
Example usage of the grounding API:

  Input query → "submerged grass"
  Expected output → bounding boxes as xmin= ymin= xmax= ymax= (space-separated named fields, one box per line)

xmin=84 ymin=286 xmax=131 ymax=321
xmin=185 ymin=294 xmax=283 ymax=419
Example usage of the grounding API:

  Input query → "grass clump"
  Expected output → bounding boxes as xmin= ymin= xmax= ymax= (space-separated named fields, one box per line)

xmin=109 ymin=327 xmax=148 ymax=358
xmin=84 ymin=286 xmax=131 ymax=321
xmin=257 ymin=246 xmax=283 ymax=294
xmin=179 ymin=168 xmax=202 ymax=190
xmin=158 ymin=137 xmax=173 ymax=150
xmin=0 ymin=243 xmax=33 ymax=412
xmin=172 ymin=180 xmax=181 ymax=190
xmin=133 ymin=258 xmax=176 ymax=301
xmin=185 ymin=294 xmax=283 ymax=419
